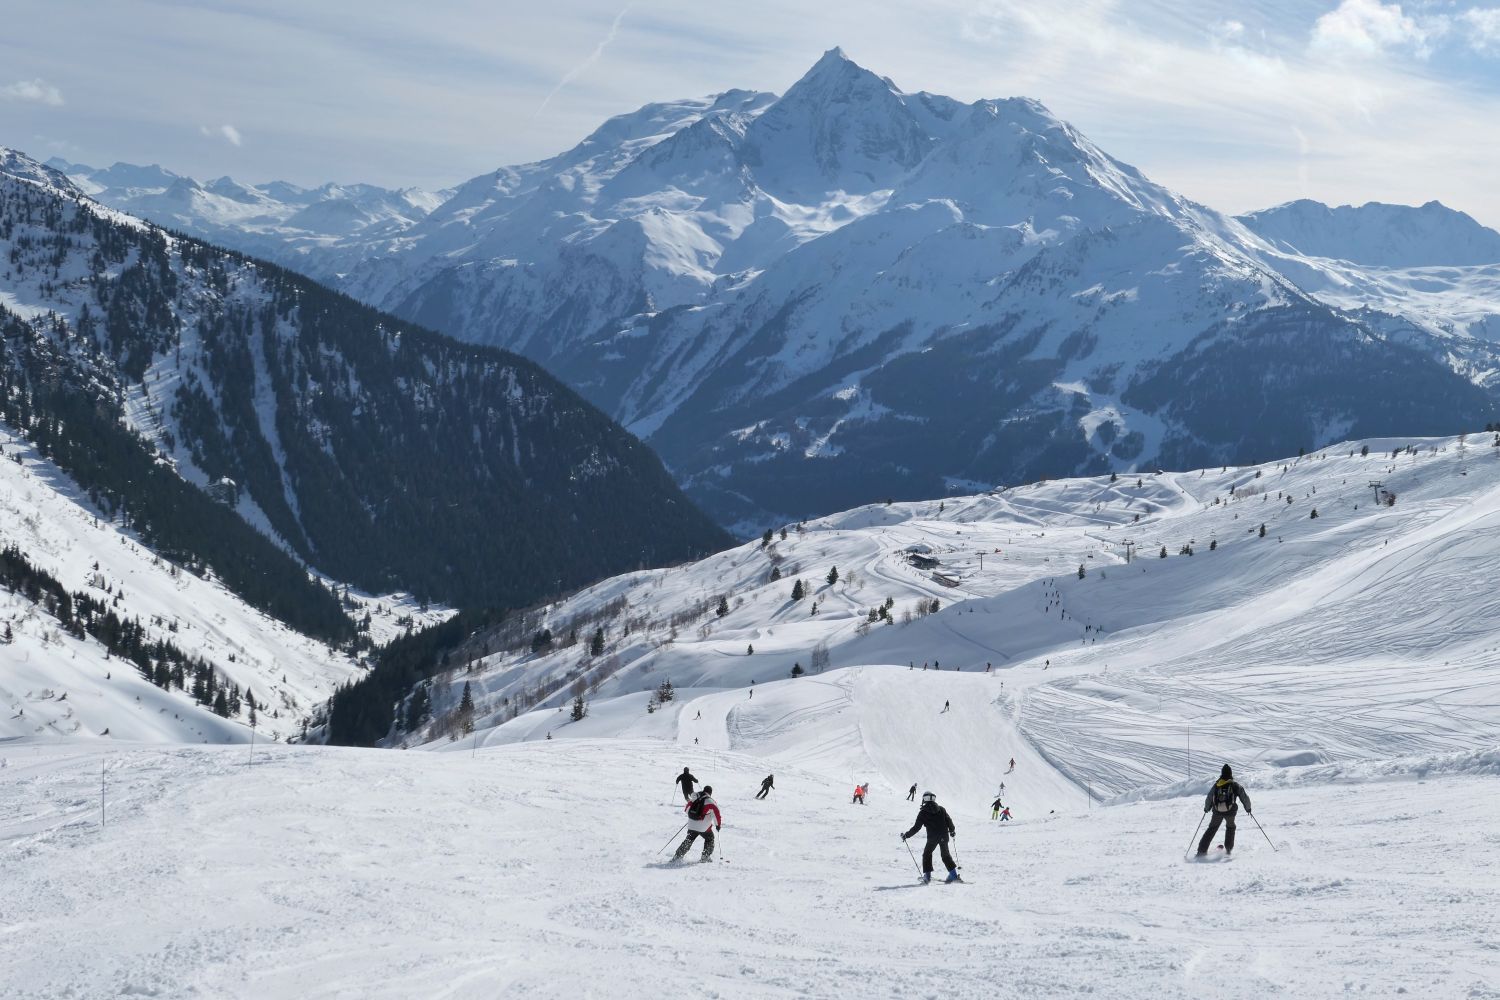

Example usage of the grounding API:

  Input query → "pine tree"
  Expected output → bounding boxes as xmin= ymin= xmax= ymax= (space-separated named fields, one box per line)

xmin=791 ymin=579 xmax=805 ymax=601
xmin=655 ymin=678 xmax=675 ymax=703
xmin=761 ymin=529 xmax=773 ymax=547
xmin=1159 ymin=546 xmax=1167 ymax=558
xmin=1077 ymin=564 xmax=1086 ymax=579
xmin=459 ymin=681 xmax=476 ymax=735
xmin=571 ymin=693 xmax=587 ymax=721
xmin=769 ymin=565 xmax=782 ymax=582
xmin=1209 ymin=539 xmax=1217 ymax=551
xmin=747 ymin=644 xmax=754 ymax=655
xmin=826 ymin=566 xmax=839 ymax=586
xmin=780 ymin=527 xmax=787 ymax=540
xmin=1259 ymin=523 xmax=1267 ymax=537
xmin=716 ymin=595 xmax=730 ymax=617
xmin=590 ymin=626 xmax=605 ymax=657
xmin=1 ymin=622 xmax=11 ymax=644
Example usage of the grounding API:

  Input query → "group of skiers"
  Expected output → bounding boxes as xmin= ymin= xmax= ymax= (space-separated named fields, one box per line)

xmin=669 ymin=763 xmax=1255 ymax=877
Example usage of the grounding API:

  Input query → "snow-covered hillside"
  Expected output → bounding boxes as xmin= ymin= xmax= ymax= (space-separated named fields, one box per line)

xmin=0 ymin=425 xmax=443 ymax=743
xmin=2 ymin=739 xmax=1494 ymax=998
xmin=419 ymin=432 xmax=1500 ymax=802
xmin=7 ymin=435 xmax=1500 ymax=997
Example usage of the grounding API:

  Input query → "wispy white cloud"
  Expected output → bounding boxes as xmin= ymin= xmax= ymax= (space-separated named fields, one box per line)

xmin=1463 ymin=7 xmax=1500 ymax=51
xmin=535 ymin=4 xmax=631 ymax=117
xmin=1309 ymin=0 xmax=1442 ymax=58
xmin=199 ymin=124 xmax=243 ymax=146
xmin=0 ymin=78 xmax=64 ymax=106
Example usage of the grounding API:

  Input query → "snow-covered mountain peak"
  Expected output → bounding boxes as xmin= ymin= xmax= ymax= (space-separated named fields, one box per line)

xmin=1 ymin=147 xmax=81 ymax=196
xmin=742 ymin=48 xmax=936 ymax=200
xmin=1239 ymin=197 xmax=1500 ymax=267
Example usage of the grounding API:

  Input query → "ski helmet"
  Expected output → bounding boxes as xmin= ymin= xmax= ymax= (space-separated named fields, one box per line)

xmin=921 ymin=791 xmax=936 ymax=804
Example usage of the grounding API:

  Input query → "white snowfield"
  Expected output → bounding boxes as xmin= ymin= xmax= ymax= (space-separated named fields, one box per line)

xmin=0 ymin=426 xmax=445 ymax=744
xmin=5 ymin=435 xmax=1500 ymax=997
xmin=1 ymin=739 xmax=1495 ymax=999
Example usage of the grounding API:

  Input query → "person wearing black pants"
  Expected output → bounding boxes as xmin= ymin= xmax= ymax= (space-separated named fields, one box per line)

xmin=1197 ymin=764 xmax=1252 ymax=856
xmin=906 ymin=783 xmax=917 ymax=802
xmin=675 ymin=767 xmax=698 ymax=803
xmin=902 ymin=791 xmax=959 ymax=883
xmin=755 ymin=774 xmax=774 ymax=799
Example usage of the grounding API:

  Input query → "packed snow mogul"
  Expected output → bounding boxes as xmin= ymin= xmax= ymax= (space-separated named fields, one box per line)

xmin=1197 ymin=764 xmax=1252 ymax=857
xmin=674 ymin=787 xmax=721 ymax=863
xmin=756 ymin=774 xmax=774 ymax=799
xmin=902 ymin=792 xmax=960 ymax=883
xmin=675 ymin=767 xmax=698 ymax=802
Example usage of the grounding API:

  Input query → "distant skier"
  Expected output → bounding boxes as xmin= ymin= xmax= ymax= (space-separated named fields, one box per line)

xmin=695 ymin=710 xmax=701 ymax=720
xmin=1007 ymin=757 xmax=1015 ymax=772
xmin=941 ymin=700 xmax=951 ymax=714
xmin=852 ymin=784 xmax=868 ymax=805
xmin=673 ymin=786 xmax=721 ymax=863
xmin=902 ymin=791 xmax=959 ymax=883
xmin=907 ymin=783 xmax=918 ymax=802
xmin=756 ymin=774 xmax=774 ymax=799
xmin=676 ymin=767 xmax=698 ymax=803
xmin=1197 ymin=764 xmax=1252 ymax=857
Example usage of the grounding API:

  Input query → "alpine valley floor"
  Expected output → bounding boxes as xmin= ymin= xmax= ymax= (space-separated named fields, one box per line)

xmin=1 ymin=735 xmax=1496 ymax=998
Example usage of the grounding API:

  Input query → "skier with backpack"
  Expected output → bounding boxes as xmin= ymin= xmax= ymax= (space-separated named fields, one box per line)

xmin=756 ymin=774 xmax=774 ymax=799
xmin=991 ymin=797 xmax=1003 ymax=820
xmin=1197 ymin=764 xmax=1252 ymax=857
xmin=675 ymin=767 xmax=698 ymax=803
xmin=902 ymin=791 xmax=960 ymax=883
xmin=673 ymin=787 xmax=721 ymax=863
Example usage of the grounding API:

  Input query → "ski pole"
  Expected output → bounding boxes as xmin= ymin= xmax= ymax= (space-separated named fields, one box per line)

xmin=1247 ymin=811 xmax=1278 ymax=853
xmin=1186 ymin=811 xmax=1207 ymax=857
xmin=902 ymin=835 xmax=921 ymax=876
xmin=656 ymin=822 xmax=688 ymax=855
xmin=716 ymin=830 xmax=728 ymax=863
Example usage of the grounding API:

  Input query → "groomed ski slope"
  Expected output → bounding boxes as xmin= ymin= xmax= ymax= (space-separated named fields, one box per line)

xmin=2 ymin=740 xmax=1495 ymax=1000
xmin=444 ymin=433 xmax=1500 ymax=803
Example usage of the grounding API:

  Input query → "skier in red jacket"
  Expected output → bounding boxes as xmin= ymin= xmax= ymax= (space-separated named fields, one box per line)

xmin=674 ymin=787 xmax=721 ymax=862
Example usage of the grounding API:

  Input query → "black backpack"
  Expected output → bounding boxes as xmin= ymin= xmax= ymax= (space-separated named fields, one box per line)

xmin=687 ymin=794 xmax=709 ymax=821
xmin=1212 ymin=782 xmax=1237 ymax=813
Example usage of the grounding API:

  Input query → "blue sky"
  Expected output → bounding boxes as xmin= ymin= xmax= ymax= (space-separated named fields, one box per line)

xmin=3 ymin=0 xmax=1500 ymax=224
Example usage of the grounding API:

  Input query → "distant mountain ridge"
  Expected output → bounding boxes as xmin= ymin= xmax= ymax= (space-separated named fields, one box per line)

xmin=52 ymin=51 xmax=1500 ymax=532
xmin=1238 ymin=199 xmax=1500 ymax=268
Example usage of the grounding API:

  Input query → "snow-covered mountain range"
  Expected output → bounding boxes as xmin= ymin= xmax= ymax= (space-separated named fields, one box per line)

xmin=0 ymin=150 xmax=728 ymax=631
xmin=80 ymin=49 xmax=1495 ymax=533
xmin=46 ymin=156 xmax=446 ymax=276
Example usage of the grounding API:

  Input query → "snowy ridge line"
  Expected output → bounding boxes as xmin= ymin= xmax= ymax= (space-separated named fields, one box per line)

xmin=1105 ymin=746 xmax=1500 ymax=806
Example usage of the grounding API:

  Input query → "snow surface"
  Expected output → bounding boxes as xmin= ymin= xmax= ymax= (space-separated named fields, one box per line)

xmin=4 ymin=436 xmax=1500 ymax=996
xmin=0 ymin=426 xmax=448 ymax=744
xmin=1 ymin=738 xmax=1494 ymax=998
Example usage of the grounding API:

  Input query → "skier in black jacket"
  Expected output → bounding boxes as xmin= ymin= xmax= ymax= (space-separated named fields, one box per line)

xmin=756 ymin=774 xmax=774 ymax=799
xmin=1197 ymin=764 xmax=1252 ymax=856
xmin=676 ymin=767 xmax=698 ymax=802
xmin=902 ymin=792 xmax=959 ymax=883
